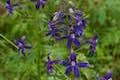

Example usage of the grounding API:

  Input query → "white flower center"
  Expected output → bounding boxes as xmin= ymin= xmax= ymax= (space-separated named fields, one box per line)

xmin=18 ymin=43 xmax=23 ymax=47
xmin=71 ymin=61 xmax=76 ymax=66
xmin=69 ymin=8 xmax=74 ymax=13
xmin=71 ymin=34 xmax=75 ymax=39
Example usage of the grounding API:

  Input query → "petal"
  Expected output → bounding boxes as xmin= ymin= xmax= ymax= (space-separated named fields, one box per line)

xmin=22 ymin=48 xmax=25 ymax=56
xmin=70 ymin=53 xmax=76 ymax=61
xmin=104 ymin=71 xmax=112 ymax=79
xmin=47 ymin=65 xmax=53 ymax=73
xmin=36 ymin=1 xmax=40 ymax=10
xmin=73 ymin=38 xmax=80 ymax=47
xmin=65 ymin=66 xmax=72 ymax=76
xmin=77 ymin=62 xmax=89 ymax=68
xmin=46 ymin=31 xmax=52 ymax=36
xmin=59 ymin=60 xmax=69 ymax=66
xmin=67 ymin=39 xmax=72 ymax=49
xmin=73 ymin=66 xmax=80 ymax=77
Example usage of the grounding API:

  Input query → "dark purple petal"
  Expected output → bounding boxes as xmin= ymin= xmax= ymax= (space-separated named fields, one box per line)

xmin=47 ymin=65 xmax=53 ymax=73
xmin=73 ymin=38 xmax=80 ymax=47
xmin=6 ymin=0 xmax=14 ymax=14
xmin=80 ymin=19 xmax=87 ymax=27
xmin=73 ymin=66 xmax=80 ymax=77
xmin=77 ymin=62 xmax=89 ymax=68
xmin=65 ymin=66 xmax=72 ymax=76
xmin=70 ymin=53 xmax=76 ymax=61
xmin=103 ymin=71 xmax=112 ymax=79
xmin=7 ymin=0 xmax=10 ymax=4
xmin=59 ymin=60 xmax=69 ymax=66
xmin=100 ymin=71 xmax=112 ymax=80
xmin=67 ymin=39 xmax=72 ymax=49
xmin=22 ymin=48 xmax=25 ymax=56
xmin=73 ymin=26 xmax=83 ymax=36
xmin=89 ymin=35 xmax=98 ymax=53
xmin=36 ymin=0 xmax=40 ymax=10
xmin=46 ymin=31 xmax=52 ymax=36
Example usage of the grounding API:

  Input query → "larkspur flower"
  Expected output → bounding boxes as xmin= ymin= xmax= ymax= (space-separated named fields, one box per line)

xmin=100 ymin=71 xmax=112 ymax=80
xmin=73 ymin=21 xmax=86 ymax=37
xmin=36 ymin=0 xmax=47 ymax=10
xmin=60 ymin=52 xmax=89 ymax=77
xmin=6 ymin=0 xmax=14 ymax=14
xmin=46 ymin=53 xmax=58 ymax=73
xmin=89 ymin=36 xmax=98 ymax=53
xmin=15 ymin=36 xmax=31 ymax=56
xmin=75 ymin=11 xmax=83 ymax=24
xmin=46 ymin=21 xmax=60 ymax=40
xmin=53 ymin=11 xmax=65 ymax=23
xmin=74 ymin=11 xmax=87 ymax=37
xmin=62 ymin=32 xmax=80 ymax=49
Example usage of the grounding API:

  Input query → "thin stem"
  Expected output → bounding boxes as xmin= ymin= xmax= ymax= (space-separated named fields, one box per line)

xmin=54 ymin=65 xmax=70 ymax=79
xmin=0 ymin=33 xmax=18 ymax=49
xmin=37 ymin=52 xmax=41 ymax=80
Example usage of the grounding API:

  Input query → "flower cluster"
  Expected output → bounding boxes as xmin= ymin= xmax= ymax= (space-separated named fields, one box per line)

xmin=47 ymin=5 xmax=98 ymax=53
xmin=45 ymin=2 xmax=99 ymax=78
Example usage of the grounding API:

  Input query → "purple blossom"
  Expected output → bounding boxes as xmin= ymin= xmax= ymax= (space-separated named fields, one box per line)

xmin=62 ymin=33 xmax=80 ymax=49
xmin=53 ymin=11 xmax=65 ymax=23
xmin=6 ymin=0 xmax=14 ymax=14
xmin=46 ymin=21 xmax=60 ymax=40
xmin=60 ymin=52 xmax=89 ymax=77
xmin=89 ymin=36 xmax=98 ymax=53
xmin=15 ymin=36 xmax=31 ymax=56
xmin=73 ymin=20 xmax=86 ymax=36
xmin=36 ymin=0 xmax=47 ymax=10
xmin=100 ymin=71 xmax=112 ymax=80
xmin=46 ymin=53 xmax=58 ymax=73
xmin=74 ymin=11 xmax=87 ymax=37
xmin=75 ymin=11 xmax=83 ymax=23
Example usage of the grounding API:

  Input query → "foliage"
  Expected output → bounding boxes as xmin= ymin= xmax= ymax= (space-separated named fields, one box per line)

xmin=0 ymin=0 xmax=120 ymax=80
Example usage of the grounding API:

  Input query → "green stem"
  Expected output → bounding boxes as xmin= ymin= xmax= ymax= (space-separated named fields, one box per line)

xmin=37 ymin=52 xmax=41 ymax=80
xmin=0 ymin=33 xmax=18 ymax=49
xmin=54 ymin=65 xmax=70 ymax=79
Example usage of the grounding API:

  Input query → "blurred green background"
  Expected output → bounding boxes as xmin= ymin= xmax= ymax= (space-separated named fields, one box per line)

xmin=0 ymin=0 xmax=120 ymax=80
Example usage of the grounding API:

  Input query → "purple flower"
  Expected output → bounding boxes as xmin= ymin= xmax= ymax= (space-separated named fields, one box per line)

xmin=6 ymin=0 xmax=14 ymax=14
xmin=89 ymin=36 xmax=98 ymax=53
xmin=74 ymin=11 xmax=87 ymax=37
xmin=36 ymin=0 xmax=47 ymax=10
xmin=73 ymin=24 xmax=83 ymax=37
xmin=46 ymin=21 xmax=60 ymax=39
xmin=75 ymin=11 xmax=83 ymax=23
xmin=15 ymin=36 xmax=31 ymax=56
xmin=100 ymin=71 xmax=112 ymax=80
xmin=53 ymin=11 xmax=65 ymax=23
xmin=60 ymin=52 xmax=89 ymax=77
xmin=46 ymin=53 xmax=58 ymax=73
xmin=62 ymin=33 xmax=80 ymax=49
